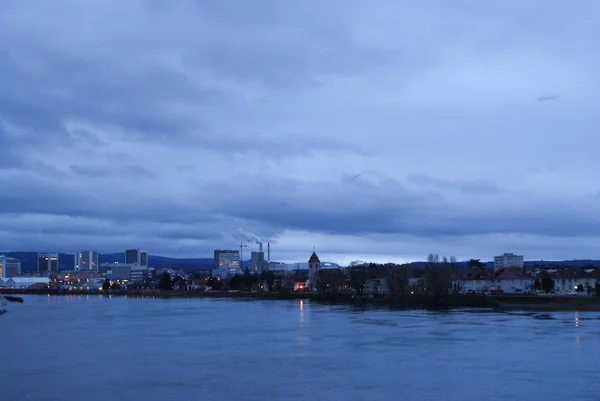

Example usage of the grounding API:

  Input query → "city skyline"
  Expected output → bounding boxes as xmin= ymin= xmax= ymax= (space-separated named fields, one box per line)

xmin=1 ymin=2 xmax=600 ymax=265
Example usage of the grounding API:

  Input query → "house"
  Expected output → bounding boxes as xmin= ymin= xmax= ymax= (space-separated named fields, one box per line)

xmin=293 ymin=280 xmax=306 ymax=292
xmin=172 ymin=277 xmax=186 ymax=291
xmin=188 ymin=279 xmax=206 ymax=291
xmin=491 ymin=270 xmax=534 ymax=293
xmin=366 ymin=277 xmax=388 ymax=293
xmin=452 ymin=278 xmax=491 ymax=293
xmin=552 ymin=269 xmax=599 ymax=293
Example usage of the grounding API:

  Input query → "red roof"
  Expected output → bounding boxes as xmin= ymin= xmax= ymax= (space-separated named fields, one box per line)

xmin=309 ymin=252 xmax=320 ymax=263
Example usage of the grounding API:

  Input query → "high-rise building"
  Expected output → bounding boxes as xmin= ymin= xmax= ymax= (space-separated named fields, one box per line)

xmin=250 ymin=251 xmax=265 ymax=273
xmin=0 ymin=256 xmax=21 ymax=278
xmin=75 ymin=250 xmax=99 ymax=271
xmin=213 ymin=250 xmax=240 ymax=274
xmin=125 ymin=249 xmax=148 ymax=267
xmin=38 ymin=253 xmax=59 ymax=274
xmin=494 ymin=253 xmax=524 ymax=272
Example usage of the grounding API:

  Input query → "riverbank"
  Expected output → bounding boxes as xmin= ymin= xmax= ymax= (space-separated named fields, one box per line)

xmin=3 ymin=288 xmax=600 ymax=310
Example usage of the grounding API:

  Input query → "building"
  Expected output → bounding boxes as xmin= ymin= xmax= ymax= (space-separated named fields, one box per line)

xmin=213 ymin=250 xmax=240 ymax=277
xmin=75 ymin=250 xmax=99 ymax=271
xmin=0 ymin=277 xmax=49 ymax=289
xmin=103 ymin=262 xmax=147 ymax=282
xmin=494 ymin=253 xmax=524 ymax=272
xmin=307 ymin=251 xmax=320 ymax=291
xmin=250 ymin=251 xmax=265 ymax=273
xmin=0 ymin=256 xmax=21 ymax=278
xmin=125 ymin=249 xmax=148 ymax=267
xmin=38 ymin=253 xmax=59 ymax=274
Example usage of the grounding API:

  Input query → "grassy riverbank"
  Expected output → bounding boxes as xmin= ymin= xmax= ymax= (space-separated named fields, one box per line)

xmin=3 ymin=288 xmax=600 ymax=310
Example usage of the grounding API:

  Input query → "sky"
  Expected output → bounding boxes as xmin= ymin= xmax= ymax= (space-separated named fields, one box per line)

xmin=1 ymin=1 xmax=599 ymax=265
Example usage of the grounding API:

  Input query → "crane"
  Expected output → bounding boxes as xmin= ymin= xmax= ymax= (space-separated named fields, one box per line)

xmin=230 ymin=242 xmax=248 ymax=272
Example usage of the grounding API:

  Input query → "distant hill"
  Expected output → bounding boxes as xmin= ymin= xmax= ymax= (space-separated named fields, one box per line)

xmin=98 ymin=253 xmax=214 ymax=271
xmin=0 ymin=251 xmax=214 ymax=272
xmin=407 ymin=260 xmax=600 ymax=269
xmin=3 ymin=252 xmax=600 ymax=273
xmin=0 ymin=252 xmax=75 ymax=272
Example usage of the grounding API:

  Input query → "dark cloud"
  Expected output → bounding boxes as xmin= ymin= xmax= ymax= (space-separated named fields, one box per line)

xmin=0 ymin=1 xmax=599 ymax=262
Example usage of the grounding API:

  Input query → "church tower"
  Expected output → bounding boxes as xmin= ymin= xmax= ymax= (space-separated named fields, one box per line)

xmin=308 ymin=250 xmax=320 ymax=291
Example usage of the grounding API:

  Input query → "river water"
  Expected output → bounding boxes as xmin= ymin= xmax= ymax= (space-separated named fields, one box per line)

xmin=0 ymin=295 xmax=599 ymax=401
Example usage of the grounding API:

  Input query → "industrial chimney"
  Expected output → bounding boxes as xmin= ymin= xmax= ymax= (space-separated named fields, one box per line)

xmin=267 ymin=242 xmax=270 ymax=262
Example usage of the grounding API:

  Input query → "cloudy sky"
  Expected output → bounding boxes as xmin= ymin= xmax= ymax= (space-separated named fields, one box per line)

xmin=1 ymin=1 xmax=599 ymax=264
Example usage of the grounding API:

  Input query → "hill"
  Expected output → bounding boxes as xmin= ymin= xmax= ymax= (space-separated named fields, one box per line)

xmin=98 ymin=253 xmax=214 ymax=271
xmin=0 ymin=252 xmax=214 ymax=273
xmin=3 ymin=251 xmax=600 ymax=273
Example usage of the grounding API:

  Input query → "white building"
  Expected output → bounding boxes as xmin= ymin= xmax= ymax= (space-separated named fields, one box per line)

xmin=494 ymin=253 xmax=524 ymax=272
xmin=0 ymin=277 xmax=49 ymax=289
xmin=0 ymin=256 xmax=21 ymax=278
xmin=75 ymin=250 xmax=99 ymax=271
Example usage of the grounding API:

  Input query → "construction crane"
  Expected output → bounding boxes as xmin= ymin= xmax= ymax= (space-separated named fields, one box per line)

xmin=230 ymin=242 xmax=248 ymax=272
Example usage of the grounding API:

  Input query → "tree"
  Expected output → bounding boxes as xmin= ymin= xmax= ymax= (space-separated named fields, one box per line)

xmin=102 ymin=278 xmax=111 ymax=291
xmin=467 ymin=259 xmax=485 ymax=269
xmin=427 ymin=254 xmax=440 ymax=264
xmin=349 ymin=260 xmax=367 ymax=268
xmin=533 ymin=279 xmax=541 ymax=291
xmin=349 ymin=267 xmax=367 ymax=295
xmin=424 ymin=254 xmax=451 ymax=299
xmin=317 ymin=269 xmax=345 ymax=293
xmin=541 ymin=276 xmax=554 ymax=293
xmin=206 ymin=277 xmax=224 ymax=291
xmin=158 ymin=272 xmax=173 ymax=291
xmin=388 ymin=265 xmax=409 ymax=294
xmin=260 ymin=270 xmax=276 ymax=290
xmin=449 ymin=256 xmax=457 ymax=271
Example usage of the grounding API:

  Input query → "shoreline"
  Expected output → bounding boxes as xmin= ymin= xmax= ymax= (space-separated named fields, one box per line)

xmin=3 ymin=289 xmax=600 ymax=311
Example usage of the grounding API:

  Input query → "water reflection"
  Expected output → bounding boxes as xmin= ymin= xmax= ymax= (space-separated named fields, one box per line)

xmin=2 ymin=297 xmax=600 ymax=401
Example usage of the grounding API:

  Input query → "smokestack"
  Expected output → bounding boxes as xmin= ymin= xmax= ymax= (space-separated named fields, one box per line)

xmin=267 ymin=242 xmax=270 ymax=262
xmin=259 ymin=242 xmax=263 ymax=253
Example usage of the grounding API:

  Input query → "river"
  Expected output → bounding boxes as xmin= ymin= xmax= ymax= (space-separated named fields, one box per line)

xmin=0 ymin=295 xmax=599 ymax=400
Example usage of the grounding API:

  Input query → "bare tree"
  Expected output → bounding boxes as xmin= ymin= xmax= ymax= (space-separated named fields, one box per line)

xmin=387 ymin=265 xmax=410 ymax=295
xmin=427 ymin=254 xmax=439 ymax=264
xmin=424 ymin=254 xmax=452 ymax=299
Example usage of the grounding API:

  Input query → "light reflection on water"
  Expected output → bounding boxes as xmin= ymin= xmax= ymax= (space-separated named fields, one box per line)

xmin=1 ymin=295 xmax=599 ymax=401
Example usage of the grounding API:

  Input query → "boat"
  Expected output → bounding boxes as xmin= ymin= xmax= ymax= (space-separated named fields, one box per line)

xmin=0 ymin=295 xmax=23 ymax=315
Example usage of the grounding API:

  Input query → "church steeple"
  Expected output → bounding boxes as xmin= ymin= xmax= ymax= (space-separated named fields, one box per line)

xmin=308 ymin=250 xmax=320 ymax=291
